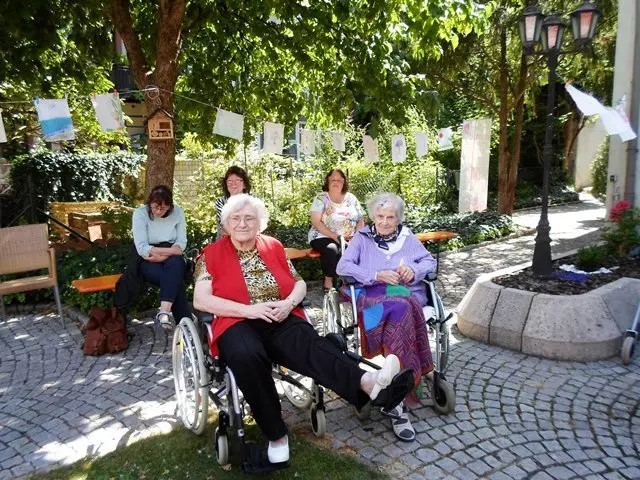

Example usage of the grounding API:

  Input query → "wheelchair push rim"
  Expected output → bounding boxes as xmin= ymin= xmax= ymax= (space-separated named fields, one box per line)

xmin=172 ymin=316 xmax=209 ymax=434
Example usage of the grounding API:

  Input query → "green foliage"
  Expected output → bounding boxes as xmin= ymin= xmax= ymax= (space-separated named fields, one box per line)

xmin=56 ymin=244 xmax=158 ymax=314
xmin=576 ymin=245 xmax=607 ymax=271
xmin=9 ymin=151 xmax=145 ymax=210
xmin=407 ymin=210 xmax=516 ymax=251
xmin=100 ymin=205 xmax=134 ymax=242
xmin=590 ymin=138 xmax=609 ymax=201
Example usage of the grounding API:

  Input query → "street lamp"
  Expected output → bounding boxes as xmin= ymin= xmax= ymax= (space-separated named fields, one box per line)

xmin=518 ymin=1 xmax=600 ymax=277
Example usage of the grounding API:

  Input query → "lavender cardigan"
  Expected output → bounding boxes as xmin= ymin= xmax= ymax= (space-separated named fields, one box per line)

xmin=336 ymin=226 xmax=437 ymax=306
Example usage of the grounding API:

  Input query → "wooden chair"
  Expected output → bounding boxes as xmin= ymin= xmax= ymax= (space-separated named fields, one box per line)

xmin=0 ymin=224 xmax=64 ymax=324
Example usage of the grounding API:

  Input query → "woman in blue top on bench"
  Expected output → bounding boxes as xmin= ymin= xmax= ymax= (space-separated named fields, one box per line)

xmin=132 ymin=185 xmax=191 ymax=330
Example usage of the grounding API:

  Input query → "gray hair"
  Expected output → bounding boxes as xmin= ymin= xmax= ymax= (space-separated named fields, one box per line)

xmin=221 ymin=194 xmax=269 ymax=232
xmin=366 ymin=192 xmax=405 ymax=223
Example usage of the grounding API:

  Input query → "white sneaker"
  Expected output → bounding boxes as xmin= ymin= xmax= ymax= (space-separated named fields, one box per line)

xmin=268 ymin=437 xmax=289 ymax=463
xmin=369 ymin=354 xmax=401 ymax=401
xmin=389 ymin=403 xmax=415 ymax=442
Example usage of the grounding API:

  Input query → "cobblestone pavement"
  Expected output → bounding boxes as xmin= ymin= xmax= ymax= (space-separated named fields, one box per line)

xmin=1 ymin=195 xmax=639 ymax=479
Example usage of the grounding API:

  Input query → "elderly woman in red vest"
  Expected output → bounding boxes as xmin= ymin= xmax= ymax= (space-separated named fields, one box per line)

xmin=193 ymin=194 xmax=412 ymax=467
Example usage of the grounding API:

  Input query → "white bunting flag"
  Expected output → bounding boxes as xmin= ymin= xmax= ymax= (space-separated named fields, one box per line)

xmin=566 ymin=83 xmax=637 ymax=142
xmin=391 ymin=134 xmax=406 ymax=162
xmin=437 ymin=127 xmax=454 ymax=151
xmin=263 ymin=121 xmax=285 ymax=154
xmin=300 ymin=129 xmax=316 ymax=155
xmin=415 ymin=132 xmax=428 ymax=158
xmin=332 ymin=131 xmax=345 ymax=151
xmin=363 ymin=135 xmax=379 ymax=163
xmin=34 ymin=98 xmax=75 ymax=141
xmin=91 ymin=93 xmax=125 ymax=132
xmin=0 ymin=112 xmax=6 ymax=143
xmin=213 ymin=108 xmax=244 ymax=141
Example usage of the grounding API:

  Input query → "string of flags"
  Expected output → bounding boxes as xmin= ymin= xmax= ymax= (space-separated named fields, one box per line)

xmin=0 ymin=88 xmax=458 ymax=162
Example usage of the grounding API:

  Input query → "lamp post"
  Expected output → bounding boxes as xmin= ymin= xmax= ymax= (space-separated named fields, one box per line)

xmin=518 ymin=2 xmax=600 ymax=277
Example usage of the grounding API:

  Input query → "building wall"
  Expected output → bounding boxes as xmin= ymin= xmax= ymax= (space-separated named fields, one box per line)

xmin=607 ymin=0 xmax=637 ymax=210
xmin=575 ymin=121 xmax=607 ymax=188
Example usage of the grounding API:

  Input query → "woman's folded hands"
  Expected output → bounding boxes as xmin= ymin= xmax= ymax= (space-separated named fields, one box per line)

xmin=245 ymin=300 xmax=293 ymax=323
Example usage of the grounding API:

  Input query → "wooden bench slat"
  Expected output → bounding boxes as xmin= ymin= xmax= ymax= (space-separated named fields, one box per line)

xmin=71 ymin=274 xmax=122 ymax=293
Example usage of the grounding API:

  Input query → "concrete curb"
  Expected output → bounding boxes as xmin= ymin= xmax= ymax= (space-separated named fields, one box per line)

xmin=457 ymin=260 xmax=640 ymax=361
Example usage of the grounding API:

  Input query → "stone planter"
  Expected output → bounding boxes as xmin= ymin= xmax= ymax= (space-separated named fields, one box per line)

xmin=457 ymin=264 xmax=640 ymax=362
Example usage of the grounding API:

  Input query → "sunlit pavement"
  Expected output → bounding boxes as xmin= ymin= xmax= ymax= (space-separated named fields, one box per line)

xmin=1 ymin=194 xmax=638 ymax=479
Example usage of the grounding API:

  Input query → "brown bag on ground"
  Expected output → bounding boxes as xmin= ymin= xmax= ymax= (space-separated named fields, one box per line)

xmin=82 ymin=307 xmax=128 ymax=356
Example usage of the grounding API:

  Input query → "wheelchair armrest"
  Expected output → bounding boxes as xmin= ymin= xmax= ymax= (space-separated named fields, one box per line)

xmin=340 ymin=275 xmax=358 ymax=285
xmin=425 ymin=272 xmax=438 ymax=282
xmin=198 ymin=312 xmax=214 ymax=324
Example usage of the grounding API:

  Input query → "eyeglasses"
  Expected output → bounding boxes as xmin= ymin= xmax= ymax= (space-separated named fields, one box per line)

xmin=228 ymin=215 xmax=257 ymax=226
xmin=151 ymin=204 xmax=170 ymax=213
xmin=226 ymin=178 xmax=244 ymax=185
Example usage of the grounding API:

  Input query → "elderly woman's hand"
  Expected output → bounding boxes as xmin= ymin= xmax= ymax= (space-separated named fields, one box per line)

xmin=245 ymin=303 xmax=280 ymax=323
xmin=397 ymin=265 xmax=415 ymax=283
xmin=376 ymin=270 xmax=401 ymax=285
xmin=264 ymin=300 xmax=293 ymax=322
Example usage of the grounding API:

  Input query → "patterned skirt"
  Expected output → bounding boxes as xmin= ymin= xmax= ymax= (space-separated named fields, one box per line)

xmin=341 ymin=283 xmax=434 ymax=406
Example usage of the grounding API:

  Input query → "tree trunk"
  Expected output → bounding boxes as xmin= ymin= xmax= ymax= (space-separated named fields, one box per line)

xmin=497 ymin=27 xmax=511 ymax=214
xmin=109 ymin=0 xmax=186 ymax=196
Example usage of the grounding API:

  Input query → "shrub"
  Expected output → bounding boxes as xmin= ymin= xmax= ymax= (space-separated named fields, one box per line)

xmin=590 ymin=138 xmax=609 ymax=200
xmin=603 ymin=201 xmax=640 ymax=255
xmin=576 ymin=245 xmax=607 ymax=271
xmin=5 ymin=151 xmax=145 ymax=224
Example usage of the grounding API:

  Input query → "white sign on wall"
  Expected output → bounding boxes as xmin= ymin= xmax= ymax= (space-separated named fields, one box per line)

xmin=459 ymin=118 xmax=492 ymax=213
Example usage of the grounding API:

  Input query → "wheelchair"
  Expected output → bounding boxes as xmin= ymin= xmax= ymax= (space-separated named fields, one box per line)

xmin=171 ymin=312 xmax=327 ymax=471
xmin=322 ymin=240 xmax=456 ymax=416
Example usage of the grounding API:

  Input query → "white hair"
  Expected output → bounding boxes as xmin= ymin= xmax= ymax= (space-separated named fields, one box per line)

xmin=366 ymin=192 xmax=405 ymax=223
xmin=221 ymin=194 xmax=269 ymax=232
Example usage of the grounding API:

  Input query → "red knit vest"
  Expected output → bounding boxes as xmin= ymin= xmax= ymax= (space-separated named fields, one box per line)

xmin=203 ymin=235 xmax=304 ymax=355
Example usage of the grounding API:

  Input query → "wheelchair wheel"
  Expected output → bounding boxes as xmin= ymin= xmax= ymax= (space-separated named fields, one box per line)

xmin=621 ymin=336 xmax=635 ymax=365
xmin=172 ymin=317 xmax=209 ymax=434
xmin=215 ymin=427 xmax=229 ymax=465
xmin=310 ymin=403 xmax=326 ymax=437
xmin=322 ymin=289 xmax=341 ymax=336
xmin=354 ymin=402 xmax=371 ymax=421
xmin=430 ymin=377 xmax=456 ymax=415
xmin=281 ymin=370 xmax=314 ymax=409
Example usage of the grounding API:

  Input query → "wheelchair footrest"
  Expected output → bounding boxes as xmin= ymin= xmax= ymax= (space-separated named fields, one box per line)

xmin=242 ymin=442 xmax=290 ymax=475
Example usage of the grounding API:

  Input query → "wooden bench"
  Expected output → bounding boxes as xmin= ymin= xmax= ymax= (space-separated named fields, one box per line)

xmin=70 ymin=247 xmax=319 ymax=293
xmin=284 ymin=248 xmax=321 ymax=260
xmin=72 ymin=274 xmax=122 ymax=293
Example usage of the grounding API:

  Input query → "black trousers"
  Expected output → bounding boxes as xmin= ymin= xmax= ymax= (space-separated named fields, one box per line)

xmin=217 ymin=315 xmax=369 ymax=441
xmin=310 ymin=237 xmax=340 ymax=277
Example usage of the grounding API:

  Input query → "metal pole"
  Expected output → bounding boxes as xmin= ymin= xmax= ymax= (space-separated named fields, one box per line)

xmin=532 ymin=50 xmax=558 ymax=277
xmin=624 ymin=8 xmax=640 ymax=206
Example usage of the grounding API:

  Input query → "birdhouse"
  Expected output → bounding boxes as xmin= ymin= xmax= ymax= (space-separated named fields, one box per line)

xmin=147 ymin=109 xmax=174 ymax=140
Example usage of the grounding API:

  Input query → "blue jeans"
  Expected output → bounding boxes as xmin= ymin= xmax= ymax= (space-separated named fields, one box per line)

xmin=139 ymin=255 xmax=191 ymax=321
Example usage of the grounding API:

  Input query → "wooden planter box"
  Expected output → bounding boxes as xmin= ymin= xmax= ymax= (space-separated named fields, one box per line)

xmin=49 ymin=201 xmax=120 ymax=237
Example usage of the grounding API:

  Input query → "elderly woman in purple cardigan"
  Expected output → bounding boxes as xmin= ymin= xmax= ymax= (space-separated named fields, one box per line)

xmin=336 ymin=192 xmax=436 ymax=442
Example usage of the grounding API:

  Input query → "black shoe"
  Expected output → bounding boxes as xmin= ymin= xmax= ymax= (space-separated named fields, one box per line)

xmin=371 ymin=369 xmax=415 ymax=412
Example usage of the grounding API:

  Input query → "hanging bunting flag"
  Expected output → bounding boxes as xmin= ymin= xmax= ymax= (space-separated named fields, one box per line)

xmin=34 ymin=98 xmax=75 ymax=142
xmin=566 ymin=83 xmax=636 ymax=141
xmin=391 ymin=134 xmax=406 ymax=162
xmin=415 ymin=132 xmax=428 ymax=158
xmin=91 ymin=93 xmax=125 ymax=132
xmin=332 ymin=131 xmax=345 ymax=152
xmin=363 ymin=135 xmax=379 ymax=163
xmin=437 ymin=127 xmax=454 ymax=151
xmin=213 ymin=108 xmax=244 ymax=141
xmin=300 ymin=129 xmax=316 ymax=155
xmin=263 ymin=121 xmax=285 ymax=154
xmin=0 ymin=112 xmax=6 ymax=143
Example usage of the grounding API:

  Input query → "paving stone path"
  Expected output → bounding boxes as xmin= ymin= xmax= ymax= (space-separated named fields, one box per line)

xmin=1 ymin=195 xmax=639 ymax=479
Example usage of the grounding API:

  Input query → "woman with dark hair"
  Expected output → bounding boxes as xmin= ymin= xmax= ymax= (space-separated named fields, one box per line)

xmin=308 ymin=168 xmax=364 ymax=291
xmin=215 ymin=166 xmax=251 ymax=239
xmin=131 ymin=185 xmax=190 ymax=329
